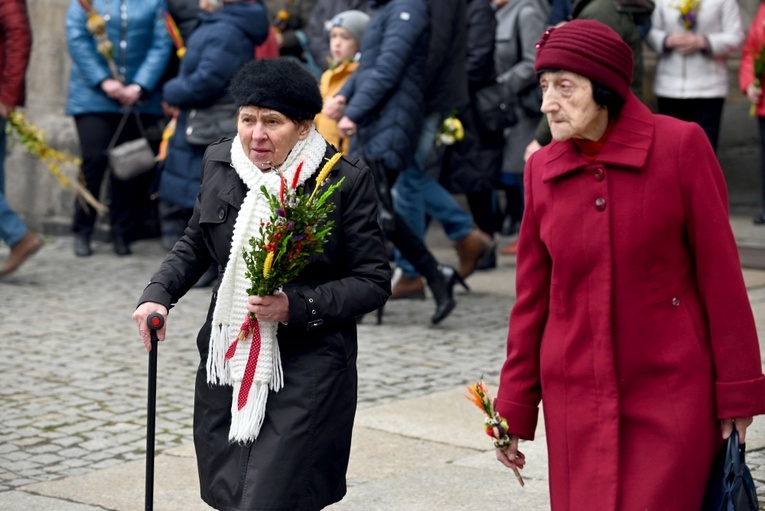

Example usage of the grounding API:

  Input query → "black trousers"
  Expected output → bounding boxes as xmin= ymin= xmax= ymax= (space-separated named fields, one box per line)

xmin=656 ymin=97 xmax=725 ymax=152
xmin=386 ymin=213 xmax=441 ymax=282
xmin=72 ymin=113 xmax=160 ymax=239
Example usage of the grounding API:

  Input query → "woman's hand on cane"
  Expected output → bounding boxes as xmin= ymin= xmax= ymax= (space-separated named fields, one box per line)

xmin=132 ymin=302 xmax=168 ymax=351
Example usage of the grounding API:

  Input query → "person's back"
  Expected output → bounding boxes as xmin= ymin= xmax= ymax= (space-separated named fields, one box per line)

xmin=341 ymin=0 xmax=429 ymax=173
xmin=423 ymin=0 xmax=469 ymax=114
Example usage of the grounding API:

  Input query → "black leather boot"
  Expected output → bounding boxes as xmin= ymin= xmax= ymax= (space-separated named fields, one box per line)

xmin=113 ymin=235 xmax=131 ymax=256
xmin=427 ymin=265 xmax=469 ymax=325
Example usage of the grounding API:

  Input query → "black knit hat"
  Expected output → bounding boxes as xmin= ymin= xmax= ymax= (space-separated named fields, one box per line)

xmin=228 ymin=58 xmax=323 ymax=121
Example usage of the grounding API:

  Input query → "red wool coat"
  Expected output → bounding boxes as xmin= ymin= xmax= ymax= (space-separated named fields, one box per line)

xmin=495 ymin=93 xmax=765 ymax=511
xmin=0 ymin=0 xmax=32 ymax=107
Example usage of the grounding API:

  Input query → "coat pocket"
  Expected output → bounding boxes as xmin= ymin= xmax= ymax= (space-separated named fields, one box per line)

xmin=646 ymin=262 xmax=694 ymax=305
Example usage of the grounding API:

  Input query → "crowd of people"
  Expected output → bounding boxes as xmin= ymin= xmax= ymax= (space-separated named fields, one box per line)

xmin=3 ymin=0 xmax=765 ymax=509
xmin=0 ymin=0 xmax=761 ymax=276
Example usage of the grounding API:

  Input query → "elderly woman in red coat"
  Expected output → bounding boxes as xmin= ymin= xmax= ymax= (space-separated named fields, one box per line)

xmin=494 ymin=19 xmax=765 ymax=510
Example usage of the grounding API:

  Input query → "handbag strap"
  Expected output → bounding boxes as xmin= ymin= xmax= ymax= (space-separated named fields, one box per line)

xmin=107 ymin=108 xmax=149 ymax=150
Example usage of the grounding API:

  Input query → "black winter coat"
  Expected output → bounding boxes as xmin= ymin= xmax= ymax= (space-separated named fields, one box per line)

xmin=139 ymin=139 xmax=391 ymax=510
xmin=423 ymin=0 xmax=469 ymax=114
xmin=341 ymin=0 xmax=429 ymax=173
xmin=436 ymin=0 xmax=503 ymax=194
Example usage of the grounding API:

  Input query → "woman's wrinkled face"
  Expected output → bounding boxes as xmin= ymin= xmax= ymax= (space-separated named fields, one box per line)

xmin=539 ymin=70 xmax=608 ymax=142
xmin=237 ymin=106 xmax=311 ymax=170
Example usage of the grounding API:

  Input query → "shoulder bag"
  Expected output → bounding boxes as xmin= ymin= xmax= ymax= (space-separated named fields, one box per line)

xmin=185 ymin=98 xmax=238 ymax=147
xmin=107 ymin=110 xmax=156 ymax=181
xmin=473 ymin=82 xmax=518 ymax=134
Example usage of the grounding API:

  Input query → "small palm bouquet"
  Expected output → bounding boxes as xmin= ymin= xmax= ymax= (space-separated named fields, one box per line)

xmin=436 ymin=111 xmax=464 ymax=146
xmin=77 ymin=0 xmax=121 ymax=80
xmin=466 ymin=379 xmax=525 ymax=487
xmin=671 ymin=0 xmax=700 ymax=31
xmin=6 ymin=111 xmax=107 ymax=215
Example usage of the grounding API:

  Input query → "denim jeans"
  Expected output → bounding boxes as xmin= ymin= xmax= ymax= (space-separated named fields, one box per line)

xmin=392 ymin=111 xmax=474 ymax=278
xmin=0 ymin=117 xmax=29 ymax=247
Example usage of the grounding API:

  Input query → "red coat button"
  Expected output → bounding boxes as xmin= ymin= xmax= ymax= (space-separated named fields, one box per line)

xmin=593 ymin=168 xmax=605 ymax=181
xmin=595 ymin=197 xmax=606 ymax=211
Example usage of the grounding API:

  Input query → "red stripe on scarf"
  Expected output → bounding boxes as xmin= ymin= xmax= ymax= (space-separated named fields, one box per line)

xmin=238 ymin=319 xmax=262 ymax=410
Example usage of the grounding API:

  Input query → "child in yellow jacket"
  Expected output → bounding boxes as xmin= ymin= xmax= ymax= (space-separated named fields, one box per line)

xmin=315 ymin=10 xmax=369 ymax=153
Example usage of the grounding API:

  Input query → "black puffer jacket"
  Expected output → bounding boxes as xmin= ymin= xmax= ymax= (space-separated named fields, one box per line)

xmin=341 ymin=0 xmax=429 ymax=172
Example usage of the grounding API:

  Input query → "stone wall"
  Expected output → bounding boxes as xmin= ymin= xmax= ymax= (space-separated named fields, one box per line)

xmin=6 ymin=0 xmax=763 ymax=233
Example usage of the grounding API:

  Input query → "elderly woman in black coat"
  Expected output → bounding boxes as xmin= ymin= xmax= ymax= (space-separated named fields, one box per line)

xmin=132 ymin=58 xmax=391 ymax=511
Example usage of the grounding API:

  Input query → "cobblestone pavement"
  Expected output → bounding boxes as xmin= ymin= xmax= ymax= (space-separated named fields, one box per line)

xmin=0 ymin=235 xmax=512 ymax=494
xmin=2 ymin=232 xmax=765 ymax=509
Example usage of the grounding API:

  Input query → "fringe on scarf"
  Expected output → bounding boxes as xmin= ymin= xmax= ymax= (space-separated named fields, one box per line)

xmin=229 ymin=382 xmax=270 ymax=443
xmin=207 ymin=130 xmax=326 ymax=444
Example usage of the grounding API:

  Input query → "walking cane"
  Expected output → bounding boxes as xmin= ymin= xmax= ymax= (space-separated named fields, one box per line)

xmin=145 ymin=312 xmax=164 ymax=511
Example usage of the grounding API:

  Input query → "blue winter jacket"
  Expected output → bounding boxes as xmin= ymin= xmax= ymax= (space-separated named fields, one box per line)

xmin=65 ymin=0 xmax=172 ymax=115
xmin=159 ymin=1 xmax=269 ymax=209
xmin=341 ymin=0 xmax=429 ymax=173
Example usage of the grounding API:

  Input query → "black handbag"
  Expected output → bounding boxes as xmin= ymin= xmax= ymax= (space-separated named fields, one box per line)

xmin=185 ymin=99 xmax=238 ymax=146
xmin=703 ymin=429 xmax=759 ymax=511
xmin=107 ymin=110 xmax=156 ymax=181
xmin=473 ymin=82 xmax=518 ymax=134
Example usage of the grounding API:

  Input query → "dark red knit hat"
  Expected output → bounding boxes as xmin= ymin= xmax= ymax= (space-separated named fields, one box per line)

xmin=534 ymin=19 xmax=633 ymax=100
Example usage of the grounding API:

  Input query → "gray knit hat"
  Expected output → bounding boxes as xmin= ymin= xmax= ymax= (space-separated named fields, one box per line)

xmin=330 ymin=10 xmax=370 ymax=45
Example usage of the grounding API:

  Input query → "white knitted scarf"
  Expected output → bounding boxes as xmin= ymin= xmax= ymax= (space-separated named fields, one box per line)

xmin=208 ymin=128 xmax=327 ymax=443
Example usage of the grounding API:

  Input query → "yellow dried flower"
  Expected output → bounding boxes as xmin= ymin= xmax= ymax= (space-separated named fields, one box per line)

xmin=262 ymin=250 xmax=275 ymax=278
xmin=97 ymin=39 xmax=113 ymax=58
xmin=308 ymin=152 xmax=343 ymax=202
xmin=86 ymin=14 xmax=106 ymax=34
xmin=6 ymin=111 xmax=107 ymax=215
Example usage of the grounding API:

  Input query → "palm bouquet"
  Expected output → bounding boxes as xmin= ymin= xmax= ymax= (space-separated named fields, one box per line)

xmin=466 ymin=380 xmax=525 ymax=487
xmin=228 ymin=153 xmax=345 ymax=353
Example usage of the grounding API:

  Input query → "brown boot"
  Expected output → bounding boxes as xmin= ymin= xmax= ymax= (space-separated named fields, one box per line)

xmin=0 ymin=231 xmax=44 ymax=278
xmin=390 ymin=275 xmax=426 ymax=300
xmin=455 ymin=228 xmax=494 ymax=279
